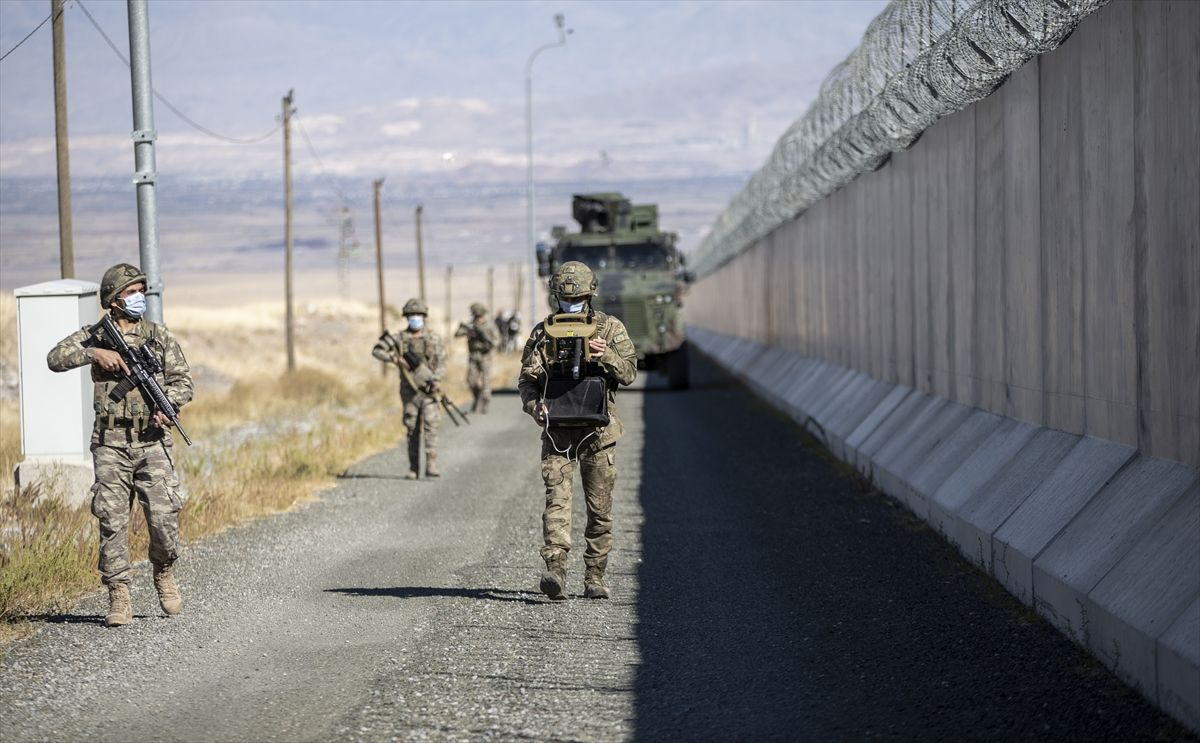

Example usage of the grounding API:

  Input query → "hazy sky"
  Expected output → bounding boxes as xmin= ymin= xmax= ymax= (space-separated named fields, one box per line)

xmin=0 ymin=0 xmax=887 ymax=184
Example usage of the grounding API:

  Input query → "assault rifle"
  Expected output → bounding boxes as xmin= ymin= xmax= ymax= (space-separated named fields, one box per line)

xmin=88 ymin=314 xmax=193 ymax=446
xmin=377 ymin=332 xmax=471 ymax=427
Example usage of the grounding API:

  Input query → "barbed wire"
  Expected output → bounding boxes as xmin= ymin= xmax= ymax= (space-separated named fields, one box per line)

xmin=75 ymin=0 xmax=280 ymax=145
xmin=691 ymin=0 xmax=1111 ymax=277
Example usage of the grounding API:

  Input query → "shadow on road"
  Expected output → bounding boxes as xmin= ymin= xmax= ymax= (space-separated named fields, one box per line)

xmin=9 ymin=612 xmax=157 ymax=625
xmin=631 ymin=353 xmax=817 ymax=740
xmin=9 ymin=613 xmax=100 ymax=625
xmin=630 ymin=352 xmax=1186 ymax=741
xmin=325 ymin=586 xmax=542 ymax=605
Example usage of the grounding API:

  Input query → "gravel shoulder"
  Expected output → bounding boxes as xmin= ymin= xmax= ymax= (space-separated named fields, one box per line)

xmin=0 ymin=354 xmax=1188 ymax=742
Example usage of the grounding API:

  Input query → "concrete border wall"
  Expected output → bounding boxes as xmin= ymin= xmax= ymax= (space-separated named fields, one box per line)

xmin=691 ymin=326 xmax=1199 ymax=730
xmin=685 ymin=0 xmax=1199 ymax=730
xmin=690 ymin=0 xmax=1199 ymax=468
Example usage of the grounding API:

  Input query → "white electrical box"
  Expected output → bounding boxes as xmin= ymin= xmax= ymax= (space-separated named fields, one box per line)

xmin=14 ymin=279 xmax=101 ymax=506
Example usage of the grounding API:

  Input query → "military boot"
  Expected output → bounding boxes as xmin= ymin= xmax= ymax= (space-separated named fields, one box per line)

xmin=539 ymin=552 xmax=568 ymax=601
xmin=104 ymin=583 xmax=132 ymax=627
xmin=153 ymin=563 xmax=183 ymax=615
xmin=424 ymin=451 xmax=440 ymax=478
xmin=405 ymin=435 xmax=420 ymax=480
xmin=584 ymin=565 xmax=610 ymax=599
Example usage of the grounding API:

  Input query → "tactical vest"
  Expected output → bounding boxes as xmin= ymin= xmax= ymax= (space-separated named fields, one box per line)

xmin=466 ymin=324 xmax=494 ymax=355
xmin=540 ymin=312 xmax=610 ymax=428
xmin=400 ymin=331 xmax=437 ymax=368
xmin=92 ymin=320 xmax=167 ymax=430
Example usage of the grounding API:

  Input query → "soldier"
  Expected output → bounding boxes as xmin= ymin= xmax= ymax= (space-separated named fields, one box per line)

xmin=454 ymin=302 xmax=501 ymax=413
xmin=373 ymin=297 xmax=447 ymax=480
xmin=46 ymin=263 xmax=193 ymax=627
xmin=518 ymin=261 xmax=637 ymax=600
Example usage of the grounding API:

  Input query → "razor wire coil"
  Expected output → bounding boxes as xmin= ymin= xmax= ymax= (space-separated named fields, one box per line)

xmin=691 ymin=0 xmax=1110 ymax=277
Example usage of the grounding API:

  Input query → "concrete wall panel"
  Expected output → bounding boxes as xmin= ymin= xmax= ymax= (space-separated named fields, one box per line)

xmin=1039 ymin=32 xmax=1088 ymax=438
xmin=1086 ymin=488 xmax=1200 ymax=707
xmin=973 ymin=88 xmax=1007 ymax=415
xmin=954 ymin=429 xmax=1079 ymax=573
xmin=1033 ymin=457 xmax=1197 ymax=642
xmin=1159 ymin=598 xmax=1200 ymax=731
xmin=991 ymin=437 xmax=1137 ymax=604
xmin=928 ymin=418 xmax=1040 ymax=546
xmin=1135 ymin=0 xmax=1200 ymax=466
xmin=1080 ymin=2 xmax=1138 ymax=447
xmin=1000 ymin=60 xmax=1044 ymax=426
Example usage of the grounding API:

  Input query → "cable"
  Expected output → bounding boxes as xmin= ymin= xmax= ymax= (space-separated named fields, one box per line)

xmin=75 ymin=0 xmax=280 ymax=145
xmin=292 ymin=112 xmax=352 ymax=206
xmin=0 ymin=2 xmax=68 ymax=63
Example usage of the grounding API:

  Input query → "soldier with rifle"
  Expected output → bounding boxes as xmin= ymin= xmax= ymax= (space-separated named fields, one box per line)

xmin=372 ymin=298 xmax=450 ymax=480
xmin=454 ymin=302 xmax=501 ymax=413
xmin=47 ymin=263 xmax=194 ymax=627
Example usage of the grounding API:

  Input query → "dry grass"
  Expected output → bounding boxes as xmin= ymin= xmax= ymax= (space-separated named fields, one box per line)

xmin=0 ymin=290 xmax=521 ymax=642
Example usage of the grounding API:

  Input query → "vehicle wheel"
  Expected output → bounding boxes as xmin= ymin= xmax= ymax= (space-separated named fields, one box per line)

xmin=666 ymin=343 xmax=690 ymax=390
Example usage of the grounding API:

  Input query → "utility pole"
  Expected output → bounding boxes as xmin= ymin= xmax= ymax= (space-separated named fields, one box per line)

xmin=51 ymin=0 xmax=73 ymax=279
xmin=282 ymin=89 xmax=295 ymax=372
xmin=415 ymin=204 xmax=427 ymax=302
xmin=515 ymin=265 xmax=525 ymax=320
xmin=373 ymin=178 xmax=387 ymax=377
xmin=525 ymin=13 xmax=569 ymax=325
xmin=487 ymin=265 xmax=494 ymax=314
xmin=373 ymin=179 xmax=386 ymax=331
xmin=127 ymin=0 xmax=162 ymax=321
xmin=444 ymin=265 xmax=453 ymax=343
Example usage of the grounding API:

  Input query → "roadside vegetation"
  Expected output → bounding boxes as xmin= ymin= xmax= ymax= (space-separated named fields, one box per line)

xmin=0 ymin=295 xmax=520 ymax=643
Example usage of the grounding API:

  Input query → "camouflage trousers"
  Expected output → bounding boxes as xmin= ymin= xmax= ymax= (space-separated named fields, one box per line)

xmin=90 ymin=442 xmax=184 ymax=585
xmin=402 ymin=390 xmax=440 ymax=461
xmin=467 ymin=352 xmax=493 ymax=411
xmin=539 ymin=429 xmax=616 ymax=569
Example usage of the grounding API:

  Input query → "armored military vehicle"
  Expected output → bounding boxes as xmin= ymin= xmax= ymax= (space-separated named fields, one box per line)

xmin=537 ymin=192 xmax=692 ymax=389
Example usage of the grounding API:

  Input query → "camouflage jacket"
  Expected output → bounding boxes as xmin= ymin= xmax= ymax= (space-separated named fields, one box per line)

xmin=47 ymin=313 xmax=193 ymax=448
xmin=518 ymin=310 xmax=637 ymax=444
xmin=454 ymin=318 xmax=500 ymax=356
xmin=373 ymin=328 xmax=446 ymax=396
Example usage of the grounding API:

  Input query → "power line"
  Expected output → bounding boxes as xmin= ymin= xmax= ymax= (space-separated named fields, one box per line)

xmin=75 ymin=0 xmax=279 ymax=145
xmin=0 ymin=2 xmax=69 ymax=63
xmin=293 ymin=112 xmax=353 ymax=206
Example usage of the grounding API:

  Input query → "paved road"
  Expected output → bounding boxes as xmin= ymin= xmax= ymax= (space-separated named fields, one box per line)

xmin=0 ymin=353 xmax=1187 ymax=741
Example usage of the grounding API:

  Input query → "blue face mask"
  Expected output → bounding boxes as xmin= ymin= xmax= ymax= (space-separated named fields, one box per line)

xmin=407 ymin=315 xmax=425 ymax=330
xmin=558 ymin=299 xmax=586 ymax=313
xmin=121 ymin=292 xmax=147 ymax=318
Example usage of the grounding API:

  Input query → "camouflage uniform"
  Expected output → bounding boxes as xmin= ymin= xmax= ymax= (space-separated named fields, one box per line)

xmin=455 ymin=308 xmax=501 ymax=413
xmin=47 ymin=314 xmax=193 ymax=586
xmin=373 ymin=327 xmax=446 ymax=476
xmin=518 ymin=309 xmax=637 ymax=587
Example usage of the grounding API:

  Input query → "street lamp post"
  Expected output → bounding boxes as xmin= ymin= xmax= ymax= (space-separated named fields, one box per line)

xmin=525 ymin=13 xmax=570 ymax=324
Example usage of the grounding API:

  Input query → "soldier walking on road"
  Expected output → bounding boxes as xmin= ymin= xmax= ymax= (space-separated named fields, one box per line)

xmin=455 ymin=302 xmax=501 ymax=414
xmin=518 ymin=261 xmax=637 ymax=600
xmin=373 ymin=298 xmax=447 ymax=480
xmin=47 ymin=263 xmax=193 ymax=627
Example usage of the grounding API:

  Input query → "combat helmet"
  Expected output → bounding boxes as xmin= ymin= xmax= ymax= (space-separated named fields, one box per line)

xmin=469 ymin=302 xmax=487 ymax=317
xmin=549 ymin=261 xmax=597 ymax=301
xmin=100 ymin=263 xmax=146 ymax=308
xmin=402 ymin=297 xmax=429 ymax=316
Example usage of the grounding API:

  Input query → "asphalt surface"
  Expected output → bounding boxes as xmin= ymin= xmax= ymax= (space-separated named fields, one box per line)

xmin=0 ymin=352 xmax=1190 ymax=742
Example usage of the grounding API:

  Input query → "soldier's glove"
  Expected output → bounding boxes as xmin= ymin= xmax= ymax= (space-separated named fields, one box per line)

xmin=413 ymin=362 xmax=438 ymax=392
